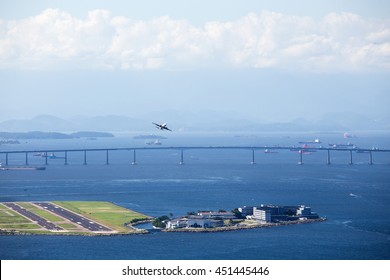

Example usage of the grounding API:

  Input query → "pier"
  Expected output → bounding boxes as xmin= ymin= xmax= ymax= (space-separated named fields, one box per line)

xmin=1 ymin=146 xmax=389 ymax=166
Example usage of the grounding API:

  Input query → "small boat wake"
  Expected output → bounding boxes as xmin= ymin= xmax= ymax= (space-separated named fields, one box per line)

xmin=349 ymin=193 xmax=361 ymax=198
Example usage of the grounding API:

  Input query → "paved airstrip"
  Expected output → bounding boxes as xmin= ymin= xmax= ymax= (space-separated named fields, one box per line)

xmin=1 ymin=202 xmax=115 ymax=233
xmin=3 ymin=202 xmax=63 ymax=231
xmin=34 ymin=202 xmax=113 ymax=232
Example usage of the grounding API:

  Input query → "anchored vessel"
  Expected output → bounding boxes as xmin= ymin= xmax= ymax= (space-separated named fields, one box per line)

xmin=0 ymin=163 xmax=45 ymax=171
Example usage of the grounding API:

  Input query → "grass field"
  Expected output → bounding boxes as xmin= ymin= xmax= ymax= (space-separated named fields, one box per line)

xmin=54 ymin=201 xmax=151 ymax=232
xmin=0 ymin=201 xmax=151 ymax=235
xmin=18 ymin=202 xmax=65 ymax=222
xmin=0 ymin=207 xmax=31 ymax=224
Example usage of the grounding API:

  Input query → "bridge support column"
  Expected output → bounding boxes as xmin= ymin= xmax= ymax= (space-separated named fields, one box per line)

xmin=327 ymin=150 xmax=331 ymax=165
xmin=132 ymin=150 xmax=137 ymax=165
xmin=64 ymin=151 xmax=68 ymax=165
xmin=106 ymin=150 xmax=109 ymax=165
xmin=25 ymin=152 xmax=28 ymax=165
xmin=84 ymin=150 xmax=87 ymax=165
xmin=179 ymin=150 xmax=184 ymax=165
xmin=5 ymin=153 xmax=9 ymax=165
xmin=45 ymin=153 xmax=48 ymax=165
xmin=251 ymin=150 xmax=256 ymax=165
xmin=349 ymin=150 xmax=353 ymax=165
xmin=369 ymin=151 xmax=373 ymax=165
xmin=298 ymin=151 xmax=303 ymax=165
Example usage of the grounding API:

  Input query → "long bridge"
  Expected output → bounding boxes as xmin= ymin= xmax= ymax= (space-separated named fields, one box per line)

xmin=1 ymin=146 xmax=390 ymax=166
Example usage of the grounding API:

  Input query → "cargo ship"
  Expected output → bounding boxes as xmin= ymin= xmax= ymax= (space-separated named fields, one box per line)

xmin=0 ymin=163 xmax=46 ymax=171
xmin=329 ymin=143 xmax=357 ymax=149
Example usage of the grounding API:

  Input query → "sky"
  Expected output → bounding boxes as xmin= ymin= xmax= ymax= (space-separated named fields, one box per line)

xmin=0 ymin=0 xmax=389 ymax=123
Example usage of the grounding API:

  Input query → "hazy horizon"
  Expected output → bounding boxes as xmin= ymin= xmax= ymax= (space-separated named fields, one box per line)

xmin=0 ymin=111 xmax=388 ymax=133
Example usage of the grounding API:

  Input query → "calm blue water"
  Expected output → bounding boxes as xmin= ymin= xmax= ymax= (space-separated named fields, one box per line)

xmin=0 ymin=133 xmax=389 ymax=259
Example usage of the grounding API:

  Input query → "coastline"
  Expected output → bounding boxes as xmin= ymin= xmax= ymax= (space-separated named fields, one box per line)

xmin=0 ymin=218 xmax=327 ymax=236
xmin=163 ymin=217 xmax=327 ymax=233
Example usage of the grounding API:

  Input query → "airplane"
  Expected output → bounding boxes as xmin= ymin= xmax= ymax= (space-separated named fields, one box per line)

xmin=152 ymin=122 xmax=172 ymax=131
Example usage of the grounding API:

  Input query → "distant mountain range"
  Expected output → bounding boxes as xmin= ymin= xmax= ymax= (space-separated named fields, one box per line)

xmin=0 ymin=112 xmax=388 ymax=133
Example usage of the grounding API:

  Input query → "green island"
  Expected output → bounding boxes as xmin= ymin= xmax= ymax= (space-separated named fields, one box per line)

xmin=0 ymin=201 xmax=152 ymax=235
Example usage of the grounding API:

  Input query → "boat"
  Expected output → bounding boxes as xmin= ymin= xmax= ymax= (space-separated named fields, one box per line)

xmin=355 ymin=150 xmax=370 ymax=153
xmin=145 ymin=139 xmax=162 ymax=145
xmin=39 ymin=153 xmax=62 ymax=159
xmin=298 ymin=139 xmax=321 ymax=144
xmin=0 ymin=163 xmax=46 ymax=171
xmin=329 ymin=143 xmax=357 ymax=149
xmin=298 ymin=144 xmax=318 ymax=151
xmin=290 ymin=144 xmax=317 ymax=152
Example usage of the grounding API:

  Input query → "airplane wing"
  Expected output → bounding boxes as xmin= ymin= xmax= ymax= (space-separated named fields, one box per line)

xmin=152 ymin=122 xmax=172 ymax=131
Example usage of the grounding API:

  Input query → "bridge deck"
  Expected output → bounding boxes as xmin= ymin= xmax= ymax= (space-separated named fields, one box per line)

xmin=1 ymin=146 xmax=389 ymax=154
xmin=1 ymin=146 xmax=389 ymax=166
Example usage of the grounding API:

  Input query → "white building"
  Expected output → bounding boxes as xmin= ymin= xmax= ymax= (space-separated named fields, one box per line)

xmin=252 ymin=204 xmax=318 ymax=223
xmin=253 ymin=208 xmax=271 ymax=223
xmin=166 ymin=218 xmax=188 ymax=229
xmin=187 ymin=216 xmax=224 ymax=228
xmin=166 ymin=216 xmax=224 ymax=229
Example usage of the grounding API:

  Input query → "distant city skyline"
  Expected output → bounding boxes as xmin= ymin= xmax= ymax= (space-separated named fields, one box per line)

xmin=0 ymin=1 xmax=389 ymax=124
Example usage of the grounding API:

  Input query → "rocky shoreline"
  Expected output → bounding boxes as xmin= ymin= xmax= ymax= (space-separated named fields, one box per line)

xmin=163 ymin=217 xmax=327 ymax=233
xmin=0 ymin=218 xmax=327 ymax=235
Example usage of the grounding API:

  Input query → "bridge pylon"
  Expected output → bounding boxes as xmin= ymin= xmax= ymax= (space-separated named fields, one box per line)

xmin=250 ymin=149 xmax=256 ymax=165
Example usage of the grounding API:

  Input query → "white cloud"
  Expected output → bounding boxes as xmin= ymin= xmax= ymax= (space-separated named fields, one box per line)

xmin=0 ymin=8 xmax=389 ymax=72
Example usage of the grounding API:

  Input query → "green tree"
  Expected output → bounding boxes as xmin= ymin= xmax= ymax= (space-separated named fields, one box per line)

xmin=152 ymin=215 xmax=170 ymax=228
xmin=232 ymin=208 xmax=243 ymax=219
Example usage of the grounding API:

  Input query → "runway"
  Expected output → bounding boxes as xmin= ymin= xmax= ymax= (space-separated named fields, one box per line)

xmin=2 ymin=202 xmax=63 ymax=231
xmin=34 ymin=202 xmax=113 ymax=232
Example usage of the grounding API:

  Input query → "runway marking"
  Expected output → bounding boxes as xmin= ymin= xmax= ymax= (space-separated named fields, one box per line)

xmin=2 ymin=202 xmax=63 ymax=231
xmin=34 ymin=202 xmax=114 ymax=232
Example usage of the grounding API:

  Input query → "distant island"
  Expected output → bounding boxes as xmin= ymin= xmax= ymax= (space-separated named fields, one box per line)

xmin=0 ymin=131 xmax=114 ymax=140
xmin=0 ymin=139 xmax=20 ymax=145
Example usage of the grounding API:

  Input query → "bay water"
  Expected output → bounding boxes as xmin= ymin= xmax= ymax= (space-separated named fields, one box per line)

xmin=0 ymin=132 xmax=389 ymax=259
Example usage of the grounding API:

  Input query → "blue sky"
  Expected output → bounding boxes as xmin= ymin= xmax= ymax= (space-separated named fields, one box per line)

xmin=0 ymin=0 xmax=389 ymax=123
